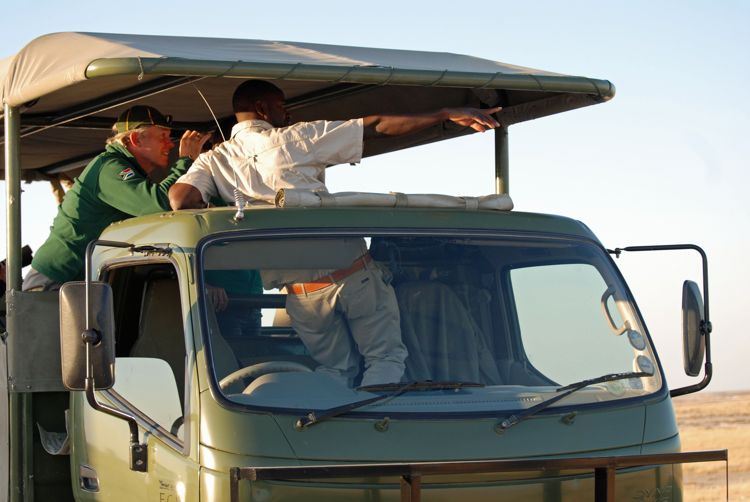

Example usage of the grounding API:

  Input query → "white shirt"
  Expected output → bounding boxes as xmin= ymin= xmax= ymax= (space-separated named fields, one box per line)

xmin=177 ymin=118 xmax=364 ymax=204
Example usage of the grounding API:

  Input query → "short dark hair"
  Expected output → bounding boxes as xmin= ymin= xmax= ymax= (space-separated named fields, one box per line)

xmin=232 ymin=80 xmax=284 ymax=114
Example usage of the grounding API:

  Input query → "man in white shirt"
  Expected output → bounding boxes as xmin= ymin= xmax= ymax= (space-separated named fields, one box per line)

xmin=169 ymin=80 xmax=501 ymax=387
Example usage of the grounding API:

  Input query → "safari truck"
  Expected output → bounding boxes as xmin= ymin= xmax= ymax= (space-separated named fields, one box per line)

xmin=1 ymin=33 xmax=725 ymax=501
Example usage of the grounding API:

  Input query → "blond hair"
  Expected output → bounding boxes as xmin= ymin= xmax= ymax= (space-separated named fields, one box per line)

xmin=106 ymin=126 xmax=147 ymax=146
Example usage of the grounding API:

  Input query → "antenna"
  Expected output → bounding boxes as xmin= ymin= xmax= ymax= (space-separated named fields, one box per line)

xmin=193 ymin=86 xmax=245 ymax=221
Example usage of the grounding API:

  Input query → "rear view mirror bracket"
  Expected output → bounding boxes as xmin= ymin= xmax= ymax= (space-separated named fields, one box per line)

xmin=607 ymin=244 xmax=712 ymax=397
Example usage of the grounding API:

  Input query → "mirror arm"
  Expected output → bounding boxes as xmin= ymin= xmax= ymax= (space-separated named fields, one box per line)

xmin=609 ymin=244 xmax=712 ymax=397
xmin=82 ymin=239 xmax=148 ymax=472
xmin=84 ymin=376 xmax=147 ymax=471
xmin=670 ymin=361 xmax=712 ymax=398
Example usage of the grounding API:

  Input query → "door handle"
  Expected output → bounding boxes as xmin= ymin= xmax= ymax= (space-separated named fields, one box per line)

xmin=79 ymin=464 xmax=100 ymax=492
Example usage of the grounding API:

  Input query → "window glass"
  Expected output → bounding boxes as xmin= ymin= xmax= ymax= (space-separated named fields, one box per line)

xmin=201 ymin=235 xmax=661 ymax=415
xmin=510 ymin=263 xmax=635 ymax=383
xmin=109 ymin=264 xmax=186 ymax=439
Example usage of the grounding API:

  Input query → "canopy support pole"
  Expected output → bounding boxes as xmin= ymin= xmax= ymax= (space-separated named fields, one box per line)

xmin=5 ymin=104 xmax=22 ymax=290
xmin=3 ymin=104 xmax=30 ymax=502
xmin=494 ymin=126 xmax=509 ymax=195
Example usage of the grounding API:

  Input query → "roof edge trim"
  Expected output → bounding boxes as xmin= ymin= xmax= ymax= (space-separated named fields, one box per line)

xmin=85 ymin=58 xmax=615 ymax=100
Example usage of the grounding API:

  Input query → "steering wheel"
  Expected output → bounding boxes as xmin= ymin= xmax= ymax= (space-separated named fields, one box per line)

xmin=219 ymin=361 xmax=312 ymax=391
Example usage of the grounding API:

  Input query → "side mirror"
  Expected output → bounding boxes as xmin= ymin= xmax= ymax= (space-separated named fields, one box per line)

xmin=59 ymin=281 xmax=116 ymax=390
xmin=682 ymin=280 xmax=706 ymax=377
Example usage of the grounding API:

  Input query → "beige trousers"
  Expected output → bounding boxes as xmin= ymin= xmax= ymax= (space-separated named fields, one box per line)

xmin=285 ymin=262 xmax=408 ymax=387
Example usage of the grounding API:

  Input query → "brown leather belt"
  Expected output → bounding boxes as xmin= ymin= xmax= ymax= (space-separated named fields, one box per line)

xmin=289 ymin=253 xmax=372 ymax=295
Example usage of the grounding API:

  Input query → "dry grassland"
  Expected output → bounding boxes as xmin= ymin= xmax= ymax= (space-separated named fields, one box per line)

xmin=673 ymin=391 xmax=750 ymax=501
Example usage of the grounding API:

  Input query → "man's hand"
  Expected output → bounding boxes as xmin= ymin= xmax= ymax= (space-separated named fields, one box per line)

xmin=179 ymin=130 xmax=212 ymax=160
xmin=443 ymin=106 xmax=502 ymax=132
xmin=363 ymin=106 xmax=502 ymax=139
xmin=206 ymin=285 xmax=229 ymax=312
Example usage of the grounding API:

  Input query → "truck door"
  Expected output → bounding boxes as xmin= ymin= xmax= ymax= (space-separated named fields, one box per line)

xmin=69 ymin=262 xmax=199 ymax=501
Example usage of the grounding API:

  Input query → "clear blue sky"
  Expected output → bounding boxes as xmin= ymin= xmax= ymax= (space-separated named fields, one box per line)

xmin=2 ymin=1 xmax=748 ymax=391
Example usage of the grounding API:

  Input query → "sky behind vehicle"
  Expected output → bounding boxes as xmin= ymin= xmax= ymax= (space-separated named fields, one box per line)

xmin=1 ymin=0 xmax=748 ymax=391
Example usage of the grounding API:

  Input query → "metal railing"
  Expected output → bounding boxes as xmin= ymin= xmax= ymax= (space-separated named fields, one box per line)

xmin=230 ymin=450 xmax=728 ymax=502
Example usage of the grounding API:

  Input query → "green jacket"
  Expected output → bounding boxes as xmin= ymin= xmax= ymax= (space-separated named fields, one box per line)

xmin=32 ymin=143 xmax=192 ymax=283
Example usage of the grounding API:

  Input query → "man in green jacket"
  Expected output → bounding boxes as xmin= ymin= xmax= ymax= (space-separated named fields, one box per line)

xmin=23 ymin=105 xmax=210 ymax=290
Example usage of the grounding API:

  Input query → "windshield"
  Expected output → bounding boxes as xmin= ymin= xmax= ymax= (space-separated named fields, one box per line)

xmin=200 ymin=233 xmax=661 ymax=415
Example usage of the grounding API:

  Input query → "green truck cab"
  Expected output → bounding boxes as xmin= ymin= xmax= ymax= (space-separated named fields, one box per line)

xmin=1 ymin=33 xmax=722 ymax=501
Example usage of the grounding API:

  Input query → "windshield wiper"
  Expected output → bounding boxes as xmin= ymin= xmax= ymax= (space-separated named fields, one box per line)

xmin=295 ymin=380 xmax=483 ymax=430
xmin=495 ymin=371 xmax=652 ymax=433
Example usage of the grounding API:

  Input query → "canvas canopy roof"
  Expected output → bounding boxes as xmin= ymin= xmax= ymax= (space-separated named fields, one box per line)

xmin=0 ymin=32 xmax=614 ymax=180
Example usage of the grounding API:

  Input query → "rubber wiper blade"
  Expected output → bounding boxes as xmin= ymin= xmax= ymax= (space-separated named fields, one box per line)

xmin=495 ymin=371 xmax=652 ymax=433
xmin=295 ymin=381 xmax=483 ymax=430
xmin=555 ymin=371 xmax=651 ymax=393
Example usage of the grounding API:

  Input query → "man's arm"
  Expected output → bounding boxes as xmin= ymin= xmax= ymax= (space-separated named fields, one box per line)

xmin=362 ymin=106 xmax=502 ymax=139
xmin=169 ymin=151 xmax=221 ymax=210
xmin=97 ymin=156 xmax=193 ymax=215
xmin=169 ymin=182 xmax=208 ymax=210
